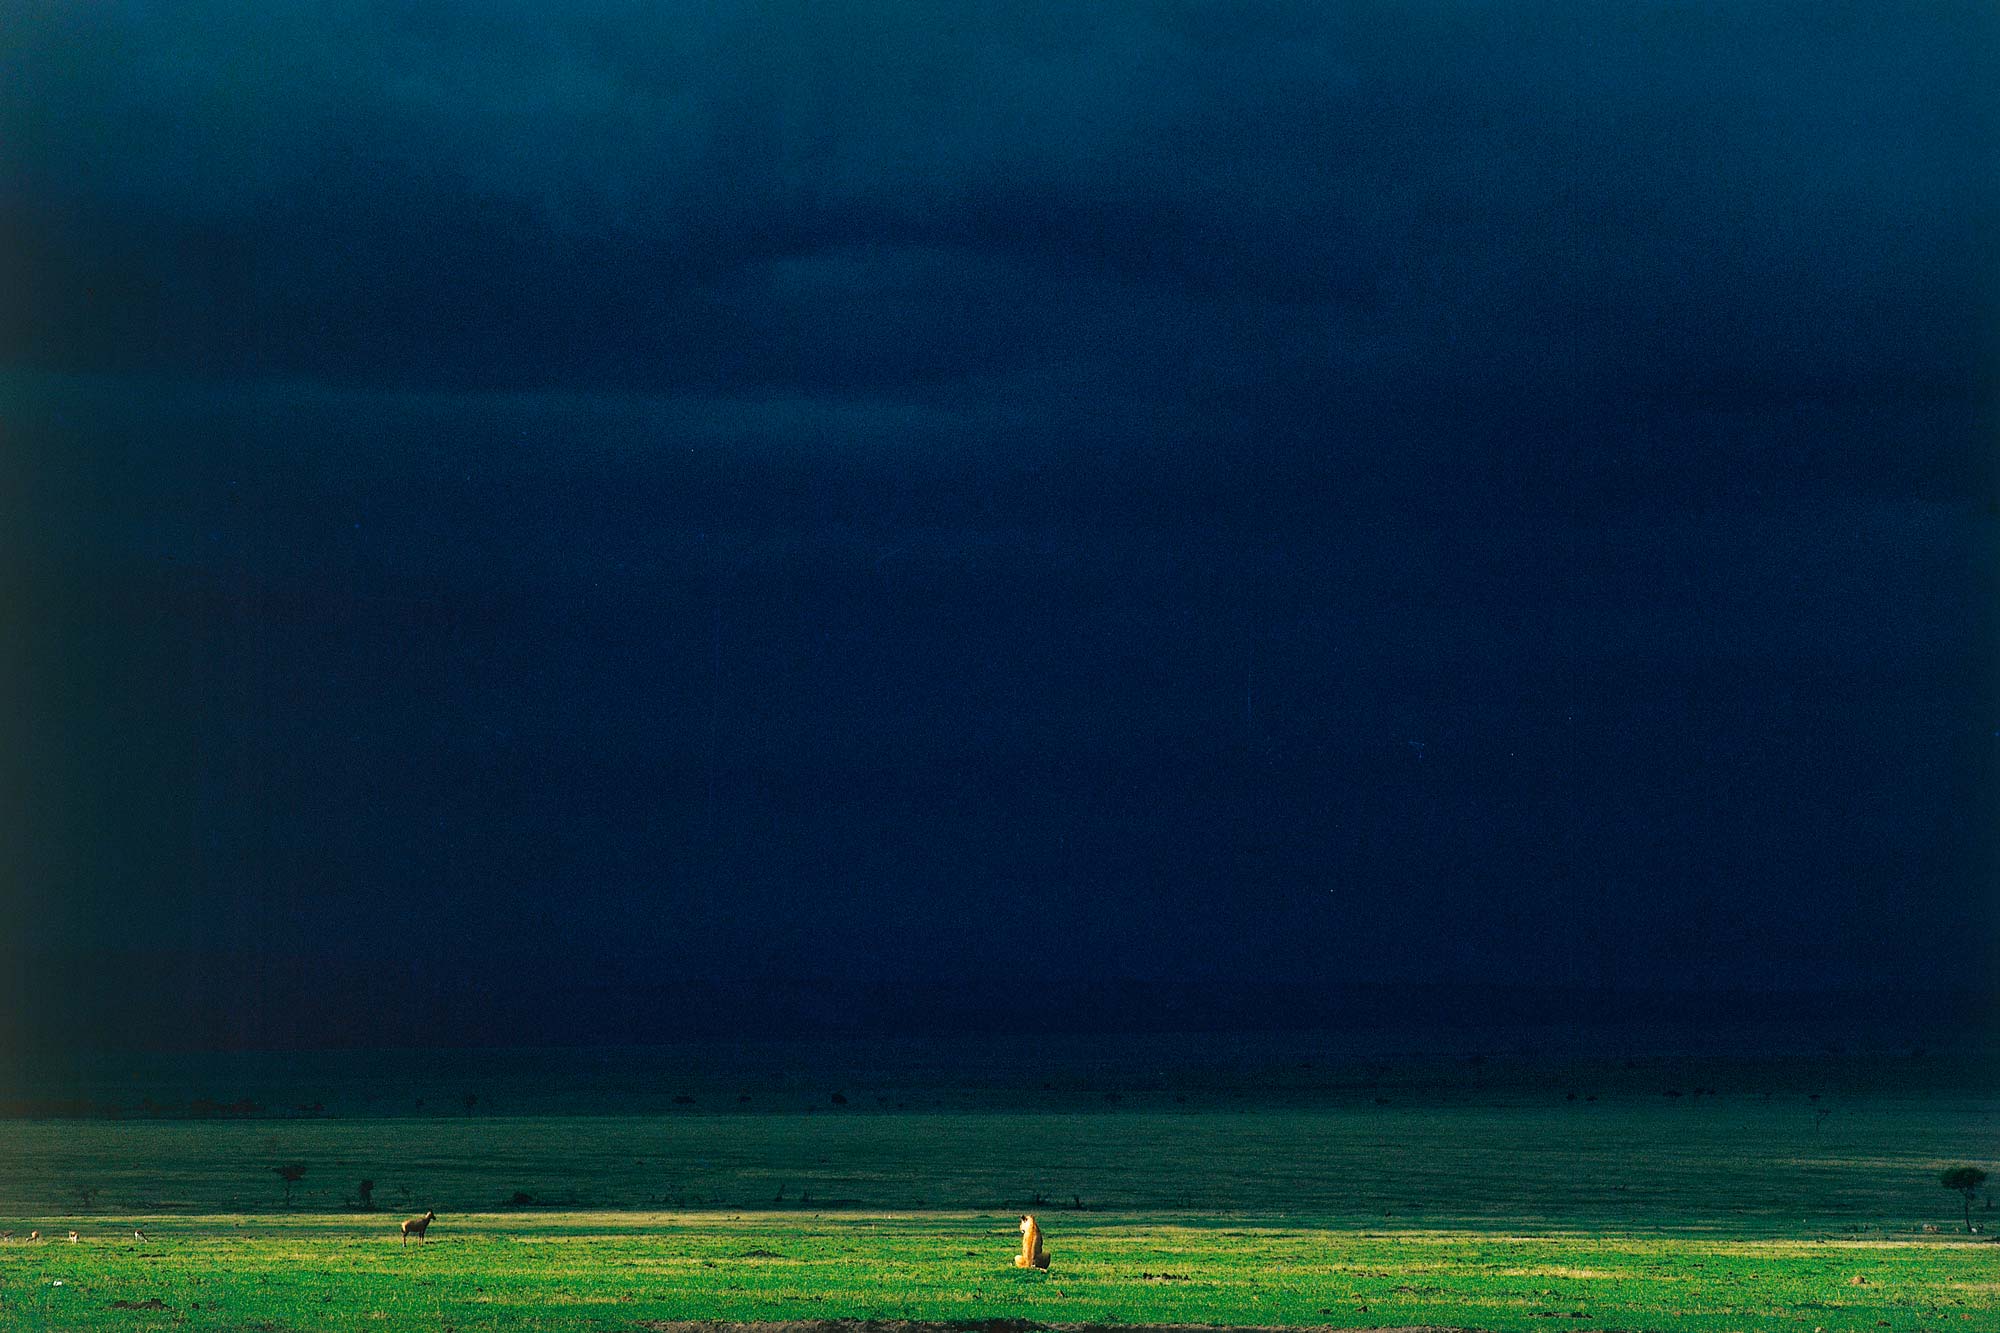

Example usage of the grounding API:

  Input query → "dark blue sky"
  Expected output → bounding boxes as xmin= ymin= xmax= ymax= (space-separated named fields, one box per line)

xmin=3 ymin=3 xmax=1995 ymax=1044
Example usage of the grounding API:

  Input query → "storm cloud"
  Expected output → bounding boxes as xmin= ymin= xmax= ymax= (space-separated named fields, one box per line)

xmin=2 ymin=2 xmax=1995 ymax=1045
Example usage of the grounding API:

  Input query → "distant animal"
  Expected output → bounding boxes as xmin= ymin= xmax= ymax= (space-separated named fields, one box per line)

xmin=134 ymin=1229 xmax=147 ymax=1242
xmin=401 ymin=1210 xmax=436 ymax=1244
xmin=1 ymin=1231 xmax=12 ymax=1240
xmin=27 ymin=1230 xmax=39 ymax=1241
xmin=67 ymin=1230 xmax=79 ymax=1243
xmin=1015 ymin=1214 xmax=1050 ymax=1270
xmin=1923 ymin=1223 xmax=1940 ymax=1233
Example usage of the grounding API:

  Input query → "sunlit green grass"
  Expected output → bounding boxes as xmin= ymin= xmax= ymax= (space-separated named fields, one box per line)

xmin=0 ymin=1212 xmax=1994 ymax=1332
xmin=2 ymin=1053 xmax=1995 ymax=1329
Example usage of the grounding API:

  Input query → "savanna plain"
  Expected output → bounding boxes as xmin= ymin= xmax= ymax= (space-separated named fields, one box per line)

xmin=1 ymin=1034 xmax=1994 ymax=1332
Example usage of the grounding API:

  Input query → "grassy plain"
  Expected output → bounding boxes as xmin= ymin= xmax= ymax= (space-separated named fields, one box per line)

xmin=0 ymin=1039 xmax=1994 ymax=1331
xmin=2 ymin=1213 xmax=1996 ymax=1333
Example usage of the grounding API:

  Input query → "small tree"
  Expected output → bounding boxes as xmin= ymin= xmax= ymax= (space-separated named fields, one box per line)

xmin=274 ymin=1163 xmax=307 ymax=1207
xmin=1942 ymin=1167 xmax=1988 ymax=1232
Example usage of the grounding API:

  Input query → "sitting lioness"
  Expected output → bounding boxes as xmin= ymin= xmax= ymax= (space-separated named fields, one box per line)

xmin=1015 ymin=1214 xmax=1050 ymax=1269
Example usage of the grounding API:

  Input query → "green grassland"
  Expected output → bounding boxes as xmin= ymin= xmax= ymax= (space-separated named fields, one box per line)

xmin=1 ymin=1044 xmax=1995 ymax=1331
xmin=1 ymin=1214 xmax=1995 ymax=1333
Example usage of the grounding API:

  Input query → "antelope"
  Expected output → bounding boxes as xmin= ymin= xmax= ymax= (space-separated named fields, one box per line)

xmin=134 ymin=1229 xmax=148 ymax=1242
xmin=401 ymin=1210 xmax=436 ymax=1244
xmin=67 ymin=1230 xmax=79 ymax=1243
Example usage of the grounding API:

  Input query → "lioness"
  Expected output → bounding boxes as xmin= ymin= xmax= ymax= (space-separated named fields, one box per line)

xmin=1015 ymin=1214 xmax=1050 ymax=1269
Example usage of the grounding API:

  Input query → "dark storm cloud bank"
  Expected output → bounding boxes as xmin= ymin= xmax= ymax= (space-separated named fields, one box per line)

xmin=11 ymin=401 xmax=1992 ymax=1024
xmin=3 ymin=3 xmax=1997 ymax=1046
xmin=5 ymin=943 xmax=1993 ymax=1054
xmin=5 ymin=2 xmax=1995 ymax=410
xmin=4 ymin=1 xmax=1994 ymax=549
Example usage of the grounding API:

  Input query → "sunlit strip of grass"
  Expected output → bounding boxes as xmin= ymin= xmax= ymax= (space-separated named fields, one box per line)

xmin=0 ymin=1212 xmax=1995 ymax=1332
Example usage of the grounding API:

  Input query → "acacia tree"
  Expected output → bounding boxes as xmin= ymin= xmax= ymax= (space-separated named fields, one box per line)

xmin=274 ymin=1163 xmax=307 ymax=1207
xmin=1940 ymin=1166 xmax=1988 ymax=1232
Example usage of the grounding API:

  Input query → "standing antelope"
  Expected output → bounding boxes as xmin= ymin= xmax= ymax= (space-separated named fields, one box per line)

xmin=400 ymin=1210 xmax=436 ymax=1244
xmin=67 ymin=1230 xmax=79 ymax=1243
